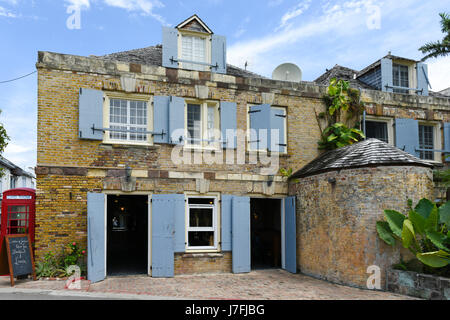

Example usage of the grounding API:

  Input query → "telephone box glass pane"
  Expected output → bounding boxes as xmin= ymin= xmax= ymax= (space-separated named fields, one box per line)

xmin=7 ymin=205 xmax=29 ymax=234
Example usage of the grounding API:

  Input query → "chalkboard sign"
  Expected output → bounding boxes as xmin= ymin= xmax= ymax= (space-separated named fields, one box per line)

xmin=0 ymin=234 xmax=36 ymax=286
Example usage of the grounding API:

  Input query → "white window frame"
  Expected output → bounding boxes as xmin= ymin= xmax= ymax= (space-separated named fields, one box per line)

xmin=102 ymin=93 xmax=153 ymax=146
xmin=178 ymin=30 xmax=212 ymax=72
xmin=184 ymin=99 xmax=220 ymax=150
xmin=246 ymin=104 xmax=288 ymax=154
xmin=418 ymin=121 xmax=442 ymax=163
xmin=363 ymin=116 xmax=394 ymax=146
xmin=185 ymin=194 xmax=219 ymax=252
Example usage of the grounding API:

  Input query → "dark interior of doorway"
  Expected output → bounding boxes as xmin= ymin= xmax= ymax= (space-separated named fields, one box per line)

xmin=107 ymin=195 xmax=148 ymax=276
xmin=250 ymin=198 xmax=281 ymax=270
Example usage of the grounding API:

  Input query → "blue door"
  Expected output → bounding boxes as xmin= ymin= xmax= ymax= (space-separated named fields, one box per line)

xmin=232 ymin=196 xmax=251 ymax=273
xmin=87 ymin=193 xmax=106 ymax=283
xmin=284 ymin=196 xmax=297 ymax=273
xmin=152 ymin=194 xmax=184 ymax=277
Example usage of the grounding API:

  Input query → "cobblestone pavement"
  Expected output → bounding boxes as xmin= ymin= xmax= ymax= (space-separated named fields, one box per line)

xmin=0 ymin=269 xmax=416 ymax=300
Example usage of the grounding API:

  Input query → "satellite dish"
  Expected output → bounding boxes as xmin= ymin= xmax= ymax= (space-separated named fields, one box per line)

xmin=272 ymin=63 xmax=302 ymax=82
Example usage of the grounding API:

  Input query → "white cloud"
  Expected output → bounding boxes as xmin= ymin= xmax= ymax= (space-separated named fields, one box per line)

xmin=278 ymin=0 xmax=311 ymax=30
xmin=64 ymin=0 xmax=166 ymax=24
xmin=102 ymin=0 xmax=166 ymax=24
xmin=0 ymin=5 xmax=18 ymax=18
xmin=65 ymin=0 xmax=90 ymax=8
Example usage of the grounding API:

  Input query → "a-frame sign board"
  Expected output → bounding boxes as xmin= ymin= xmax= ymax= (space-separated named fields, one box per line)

xmin=0 ymin=234 xmax=36 ymax=286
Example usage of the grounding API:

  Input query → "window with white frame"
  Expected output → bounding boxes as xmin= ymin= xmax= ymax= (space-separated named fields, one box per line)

xmin=393 ymin=63 xmax=409 ymax=94
xmin=419 ymin=124 xmax=434 ymax=161
xmin=180 ymin=34 xmax=208 ymax=71
xmin=363 ymin=117 xmax=394 ymax=145
xmin=185 ymin=100 xmax=220 ymax=148
xmin=186 ymin=197 xmax=218 ymax=250
xmin=103 ymin=95 xmax=152 ymax=145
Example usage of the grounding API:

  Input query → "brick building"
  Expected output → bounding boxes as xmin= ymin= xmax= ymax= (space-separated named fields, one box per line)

xmin=36 ymin=15 xmax=450 ymax=285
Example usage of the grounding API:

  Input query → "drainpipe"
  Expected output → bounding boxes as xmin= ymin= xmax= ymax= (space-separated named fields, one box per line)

xmin=362 ymin=110 xmax=367 ymax=139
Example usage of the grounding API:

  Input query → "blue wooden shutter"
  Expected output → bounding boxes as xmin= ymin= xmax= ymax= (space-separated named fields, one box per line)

xmin=221 ymin=195 xmax=233 ymax=251
xmin=87 ymin=193 xmax=106 ymax=283
xmin=79 ymin=88 xmax=104 ymax=140
xmin=211 ymin=34 xmax=227 ymax=74
xmin=270 ymin=107 xmax=286 ymax=153
xmin=173 ymin=194 xmax=187 ymax=253
xmin=162 ymin=27 xmax=179 ymax=69
xmin=444 ymin=123 xmax=450 ymax=162
xmin=395 ymin=118 xmax=419 ymax=157
xmin=151 ymin=194 xmax=177 ymax=277
xmin=284 ymin=196 xmax=296 ymax=274
xmin=232 ymin=196 xmax=250 ymax=274
xmin=381 ymin=58 xmax=393 ymax=93
xmin=153 ymin=96 xmax=170 ymax=144
xmin=249 ymin=104 xmax=271 ymax=151
xmin=416 ymin=62 xmax=429 ymax=96
xmin=169 ymin=96 xmax=185 ymax=145
xmin=220 ymin=102 xmax=237 ymax=149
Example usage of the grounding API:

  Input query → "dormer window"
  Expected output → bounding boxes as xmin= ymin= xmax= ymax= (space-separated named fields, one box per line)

xmin=162 ymin=14 xmax=227 ymax=74
xmin=393 ymin=63 xmax=409 ymax=94
xmin=180 ymin=33 xmax=209 ymax=71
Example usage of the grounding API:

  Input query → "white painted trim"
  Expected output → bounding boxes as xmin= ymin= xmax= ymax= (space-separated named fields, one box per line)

xmin=364 ymin=115 xmax=395 ymax=146
xmin=184 ymin=193 xmax=220 ymax=252
xmin=176 ymin=15 xmax=213 ymax=34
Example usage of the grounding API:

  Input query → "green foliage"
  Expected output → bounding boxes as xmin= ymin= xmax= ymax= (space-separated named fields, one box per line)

xmin=317 ymin=78 xmax=365 ymax=151
xmin=279 ymin=168 xmax=299 ymax=183
xmin=376 ymin=198 xmax=450 ymax=272
xmin=419 ymin=12 xmax=450 ymax=61
xmin=0 ymin=110 xmax=10 ymax=178
xmin=35 ymin=242 xmax=86 ymax=279
xmin=318 ymin=123 xmax=365 ymax=150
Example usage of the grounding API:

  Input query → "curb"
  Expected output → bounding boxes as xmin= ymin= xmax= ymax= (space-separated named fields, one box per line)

xmin=0 ymin=287 xmax=190 ymax=300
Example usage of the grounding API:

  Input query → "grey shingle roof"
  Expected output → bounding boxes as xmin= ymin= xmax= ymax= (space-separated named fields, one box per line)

xmin=291 ymin=138 xmax=433 ymax=179
xmin=98 ymin=45 xmax=267 ymax=79
xmin=314 ymin=64 xmax=375 ymax=90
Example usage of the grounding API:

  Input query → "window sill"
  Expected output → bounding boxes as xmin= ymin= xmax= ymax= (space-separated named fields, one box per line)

xmin=246 ymin=151 xmax=290 ymax=157
xmin=181 ymin=252 xmax=223 ymax=259
xmin=101 ymin=141 xmax=160 ymax=150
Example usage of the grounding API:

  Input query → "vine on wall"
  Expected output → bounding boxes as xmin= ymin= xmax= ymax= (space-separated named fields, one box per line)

xmin=316 ymin=78 xmax=366 ymax=150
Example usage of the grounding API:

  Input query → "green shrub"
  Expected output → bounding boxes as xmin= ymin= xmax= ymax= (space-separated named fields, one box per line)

xmin=377 ymin=198 xmax=450 ymax=276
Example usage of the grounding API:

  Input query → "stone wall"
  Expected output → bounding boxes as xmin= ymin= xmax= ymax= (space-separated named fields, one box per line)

xmin=387 ymin=269 xmax=450 ymax=300
xmin=290 ymin=166 xmax=434 ymax=289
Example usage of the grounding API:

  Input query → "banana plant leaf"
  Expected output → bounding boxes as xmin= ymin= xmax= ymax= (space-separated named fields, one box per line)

xmin=376 ymin=221 xmax=396 ymax=246
xmin=384 ymin=210 xmax=406 ymax=238
xmin=416 ymin=251 xmax=450 ymax=268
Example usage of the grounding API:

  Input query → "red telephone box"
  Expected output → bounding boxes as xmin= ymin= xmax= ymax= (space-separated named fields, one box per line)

xmin=1 ymin=188 xmax=36 ymax=250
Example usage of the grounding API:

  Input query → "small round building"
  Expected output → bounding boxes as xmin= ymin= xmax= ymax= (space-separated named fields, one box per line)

xmin=289 ymin=138 xmax=435 ymax=288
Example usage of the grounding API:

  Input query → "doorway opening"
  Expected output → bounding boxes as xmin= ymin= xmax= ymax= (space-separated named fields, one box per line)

xmin=250 ymin=198 xmax=281 ymax=270
xmin=107 ymin=195 xmax=148 ymax=276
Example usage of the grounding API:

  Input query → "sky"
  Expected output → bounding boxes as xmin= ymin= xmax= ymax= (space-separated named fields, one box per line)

xmin=0 ymin=0 xmax=449 ymax=172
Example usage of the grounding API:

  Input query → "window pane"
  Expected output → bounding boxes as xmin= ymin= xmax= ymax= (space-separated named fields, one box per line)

xmin=109 ymin=99 xmax=147 ymax=141
xmin=365 ymin=121 xmax=388 ymax=143
xmin=393 ymin=64 xmax=409 ymax=94
xmin=187 ymin=104 xmax=201 ymax=145
xmin=188 ymin=198 xmax=215 ymax=205
xmin=189 ymin=208 xmax=213 ymax=227
xmin=419 ymin=125 xmax=434 ymax=160
xmin=188 ymin=231 xmax=214 ymax=247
